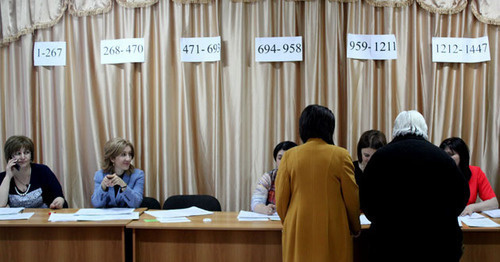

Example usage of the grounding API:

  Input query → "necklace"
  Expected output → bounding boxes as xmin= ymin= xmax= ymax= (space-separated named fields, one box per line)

xmin=14 ymin=183 xmax=31 ymax=196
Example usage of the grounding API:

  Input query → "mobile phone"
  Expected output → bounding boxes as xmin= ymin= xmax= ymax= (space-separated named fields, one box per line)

xmin=13 ymin=164 xmax=20 ymax=171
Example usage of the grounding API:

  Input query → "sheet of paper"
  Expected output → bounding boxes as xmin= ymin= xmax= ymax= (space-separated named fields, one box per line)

xmin=157 ymin=217 xmax=191 ymax=223
xmin=483 ymin=209 xmax=500 ymax=218
xmin=145 ymin=206 xmax=213 ymax=218
xmin=49 ymin=213 xmax=77 ymax=222
xmin=458 ymin=217 xmax=500 ymax=227
xmin=0 ymin=207 xmax=24 ymax=215
xmin=236 ymin=210 xmax=280 ymax=221
xmin=0 ymin=212 xmax=34 ymax=220
xmin=360 ymin=214 xmax=371 ymax=225
xmin=75 ymin=208 xmax=135 ymax=216
xmin=461 ymin=212 xmax=485 ymax=219
xmin=75 ymin=212 xmax=139 ymax=221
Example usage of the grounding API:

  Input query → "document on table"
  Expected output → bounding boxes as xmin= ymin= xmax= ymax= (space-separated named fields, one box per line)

xmin=458 ymin=216 xmax=500 ymax=227
xmin=75 ymin=212 xmax=139 ymax=221
xmin=0 ymin=207 xmax=24 ymax=215
xmin=360 ymin=214 xmax=371 ymax=225
xmin=75 ymin=208 xmax=135 ymax=216
xmin=49 ymin=212 xmax=139 ymax=222
xmin=237 ymin=210 xmax=280 ymax=221
xmin=145 ymin=206 xmax=214 ymax=218
xmin=0 ymin=212 xmax=34 ymax=220
xmin=483 ymin=209 xmax=500 ymax=218
xmin=157 ymin=217 xmax=191 ymax=223
xmin=49 ymin=213 xmax=78 ymax=222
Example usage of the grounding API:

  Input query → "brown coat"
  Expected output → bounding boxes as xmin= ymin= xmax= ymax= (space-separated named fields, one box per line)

xmin=276 ymin=138 xmax=360 ymax=262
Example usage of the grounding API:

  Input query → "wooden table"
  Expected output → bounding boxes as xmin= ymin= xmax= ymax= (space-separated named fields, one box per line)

xmin=0 ymin=208 xmax=144 ymax=262
xmin=460 ymin=216 xmax=500 ymax=262
xmin=128 ymin=211 xmax=283 ymax=262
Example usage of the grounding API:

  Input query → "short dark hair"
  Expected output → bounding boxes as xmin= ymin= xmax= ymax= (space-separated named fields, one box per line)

xmin=273 ymin=141 xmax=297 ymax=161
xmin=4 ymin=136 xmax=35 ymax=162
xmin=439 ymin=137 xmax=471 ymax=181
xmin=299 ymin=105 xmax=335 ymax=144
xmin=356 ymin=130 xmax=387 ymax=161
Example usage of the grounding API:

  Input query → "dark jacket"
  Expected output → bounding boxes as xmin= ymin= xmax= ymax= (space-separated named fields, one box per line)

xmin=360 ymin=135 xmax=469 ymax=261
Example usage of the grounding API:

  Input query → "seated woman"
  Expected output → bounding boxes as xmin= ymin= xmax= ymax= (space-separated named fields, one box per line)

xmin=251 ymin=141 xmax=297 ymax=215
xmin=0 ymin=136 xmax=66 ymax=208
xmin=440 ymin=137 xmax=498 ymax=216
xmin=353 ymin=130 xmax=387 ymax=186
xmin=91 ymin=138 xmax=144 ymax=208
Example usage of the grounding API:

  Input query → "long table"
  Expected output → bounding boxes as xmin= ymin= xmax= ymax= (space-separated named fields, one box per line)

xmin=1 ymin=209 xmax=499 ymax=262
xmin=128 ymin=211 xmax=500 ymax=262
xmin=0 ymin=208 xmax=143 ymax=262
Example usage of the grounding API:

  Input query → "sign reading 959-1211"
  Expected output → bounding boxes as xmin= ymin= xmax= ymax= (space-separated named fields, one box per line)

xmin=255 ymin=37 xmax=303 ymax=62
xmin=347 ymin=34 xmax=397 ymax=60
xmin=101 ymin=38 xmax=145 ymax=64
xmin=34 ymin=42 xmax=66 ymax=66
xmin=180 ymin=37 xmax=221 ymax=62
xmin=432 ymin=36 xmax=490 ymax=63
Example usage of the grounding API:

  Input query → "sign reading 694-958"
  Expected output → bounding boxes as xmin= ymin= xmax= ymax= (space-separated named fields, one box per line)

xmin=101 ymin=38 xmax=145 ymax=64
xmin=255 ymin=37 xmax=303 ymax=62
xmin=180 ymin=37 xmax=221 ymax=62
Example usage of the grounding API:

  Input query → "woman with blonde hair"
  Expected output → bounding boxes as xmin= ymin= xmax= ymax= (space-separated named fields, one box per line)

xmin=91 ymin=137 xmax=144 ymax=208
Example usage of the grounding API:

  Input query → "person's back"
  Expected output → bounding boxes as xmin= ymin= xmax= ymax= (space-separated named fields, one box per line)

xmin=361 ymin=111 xmax=468 ymax=261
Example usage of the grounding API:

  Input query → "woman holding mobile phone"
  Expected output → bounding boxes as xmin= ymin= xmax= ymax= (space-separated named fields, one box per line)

xmin=91 ymin=137 xmax=144 ymax=208
xmin=0 ymin=136 xmax=66 ymax=208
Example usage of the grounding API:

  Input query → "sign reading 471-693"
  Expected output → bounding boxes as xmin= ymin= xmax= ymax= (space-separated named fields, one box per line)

xmin=180 ymin=37 xmax=221 ymax=62
xmin=255 ymin=37 xmax=303 ymax=62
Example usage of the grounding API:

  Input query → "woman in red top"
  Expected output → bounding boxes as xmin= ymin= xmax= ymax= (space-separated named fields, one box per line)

xmin=440 ymin=137 xmax=498 ymax=216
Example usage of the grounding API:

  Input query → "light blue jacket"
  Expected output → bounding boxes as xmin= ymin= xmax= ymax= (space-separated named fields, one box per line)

xmin=91 ymin=169 xmax=144 ymax=208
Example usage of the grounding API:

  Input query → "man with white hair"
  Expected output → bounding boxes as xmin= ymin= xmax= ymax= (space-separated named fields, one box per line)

xmin=360 ymin=110 xmax=469 ymax=261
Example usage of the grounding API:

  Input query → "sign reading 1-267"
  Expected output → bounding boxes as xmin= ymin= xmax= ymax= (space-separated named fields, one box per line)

xmin=34 ymin=42 xmax=66 ymax=66
xmin=255 ymin=37 xmax=303 ymax=62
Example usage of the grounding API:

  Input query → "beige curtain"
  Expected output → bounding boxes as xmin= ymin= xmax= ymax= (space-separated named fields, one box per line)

xmin=0 ymin=0 xmax=499 ymax=211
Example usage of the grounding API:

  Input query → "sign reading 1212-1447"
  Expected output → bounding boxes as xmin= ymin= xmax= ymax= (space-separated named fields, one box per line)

xmin=432 ymin=36 xmax=490 ymax=63
xmin=347 ymin=34 xmax=397 ymax=60
xmin=100 ymin=38 xmax=145 ymax=64
xmin=34 ymin=42 xmax=66 ymax=66
xmin=255 ymin=37 xmax=303 ymax=62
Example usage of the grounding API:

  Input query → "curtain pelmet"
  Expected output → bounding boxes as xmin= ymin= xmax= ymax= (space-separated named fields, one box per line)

xmin=416 ymin=0 xmax=468 ymax=14
xmin=117 ymin=0 xmax=160 ymax=8
xmin=0 ymin=0 xmax=66 ymax=46
xmin=68 ymin=0 xmax=113 ymax=16
xmin=365 ymin=0 xmax=413 ymax=8
xmin=471 ymin=0 xmax=500 ymax=25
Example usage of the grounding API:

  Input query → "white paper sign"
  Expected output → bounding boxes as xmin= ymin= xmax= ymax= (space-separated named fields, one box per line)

xmin=100 ymin=38 xmax=145 ymax=64
xmin=180 ymin=37 xmax=221 ymax=62
xmin=432 ymin=36 xmax=490 ymax=63
xmin=347 ymin=34 xmax=397 ymax=60
xmin=34 ymin=42 xmax=66 ymax=66
xmin=255 ymin=37 xmax=303 ymax=62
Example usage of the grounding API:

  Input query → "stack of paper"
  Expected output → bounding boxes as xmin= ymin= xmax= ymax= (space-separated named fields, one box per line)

xmin=0 ymin=207 xmax=34 ymax=220
xmin=360 ymin=214 xmax=371 ymax=225
xmin=237 ymin=210 xmax=280 ymax=221
xmin=145 ymin=206 xmax=214 ymax=223
xmin=458 ymin=213 xmax=500 ymax=228
xmin=483 ymin=209 xmax=500 ymax=218
xmin=48 ymin=208 xmax=139 ymax=222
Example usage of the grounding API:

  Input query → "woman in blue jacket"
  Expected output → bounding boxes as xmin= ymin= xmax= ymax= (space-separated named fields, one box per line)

xmin=91 ymin=138 xmax=144 ymax=208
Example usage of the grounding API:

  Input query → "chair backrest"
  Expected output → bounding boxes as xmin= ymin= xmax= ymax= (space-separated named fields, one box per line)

xmin=140 ymin=197 xmax=161 ymax=210
xmin=162 ymin=195 xmax=222 ymax=211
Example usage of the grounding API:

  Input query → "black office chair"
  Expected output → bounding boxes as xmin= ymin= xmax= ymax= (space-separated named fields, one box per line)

xmin=140 ymin=197 xmax=161 ymax=210
xmin=162 ymin=194 xmax=222 ymax=211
